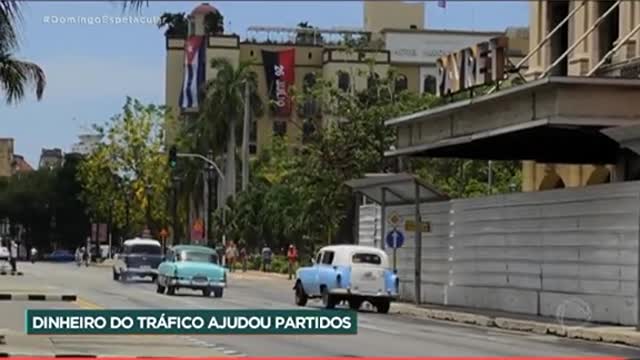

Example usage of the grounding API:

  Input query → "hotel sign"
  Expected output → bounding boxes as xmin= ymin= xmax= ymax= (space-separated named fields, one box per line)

xmin=436 ymin=36 xmax=508 ymax=97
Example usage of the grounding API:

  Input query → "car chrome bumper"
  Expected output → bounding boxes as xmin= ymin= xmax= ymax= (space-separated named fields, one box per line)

xmin=168 ymin=278 xmax=226 ymax=288
xmin=123 ymin=268 xmax=158 ymax=275
xmin=329 ymin=288 xmax=397 ymax=299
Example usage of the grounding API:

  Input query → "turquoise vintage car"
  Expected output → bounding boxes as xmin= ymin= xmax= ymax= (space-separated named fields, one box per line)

xmin=156 ymin=245 xmax=227 ymax=297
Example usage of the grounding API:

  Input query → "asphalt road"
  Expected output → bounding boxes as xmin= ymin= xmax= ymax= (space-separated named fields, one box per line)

xmin=2 ymin=262 xmax=640 ymax=357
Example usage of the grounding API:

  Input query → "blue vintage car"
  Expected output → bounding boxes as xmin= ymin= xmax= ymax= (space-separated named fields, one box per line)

xmin=294 ymin=244 xmax=399 ymax=313
xmin=156 ymin=245 xmax=226 ymax=297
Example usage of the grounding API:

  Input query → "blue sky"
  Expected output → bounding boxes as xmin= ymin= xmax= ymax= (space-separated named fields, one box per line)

xmin=0 ymin=1 xmax=528 ymax=166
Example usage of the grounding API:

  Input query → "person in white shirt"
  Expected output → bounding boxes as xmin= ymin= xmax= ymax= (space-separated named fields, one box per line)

xmin=9 ymin=240 xmax=18 ymax=273
xmin=30 ymin=247 xmax=38 ymax=263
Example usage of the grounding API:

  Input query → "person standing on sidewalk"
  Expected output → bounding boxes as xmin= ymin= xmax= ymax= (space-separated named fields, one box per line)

xmin=261 ymin=244 xmax=272 ymax=272
xmin=239 ymin=243 xmax=247 ymax=272
xmin=9 ymin=239 xmax=18 ymax=273
xmin=287 ymin=244 xmax=298 ymax=280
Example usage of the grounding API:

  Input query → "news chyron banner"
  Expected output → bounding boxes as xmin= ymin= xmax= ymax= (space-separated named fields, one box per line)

xmin=25 ymin=309 xmax=356 ymax=335
xmin=262 ymin=48 xmax=295 ymax=116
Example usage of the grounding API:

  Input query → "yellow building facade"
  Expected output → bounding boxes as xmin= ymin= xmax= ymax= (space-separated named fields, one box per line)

xmin=523 ymin=0 xmax=640 ymax=191
xmin=165 ymin=3 xmax=529 ymax=156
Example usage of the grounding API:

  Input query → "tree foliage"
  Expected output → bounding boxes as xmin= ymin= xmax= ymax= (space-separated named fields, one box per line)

xmin=206 ymin=68 xmax=521 ymax=256
xmin=77 ymin=98 xmax=171 ymax=238
xmin=0 ymin=0 xmax=46 ymax=104
xmin=0 ymin=156 xmax=91 ymax=251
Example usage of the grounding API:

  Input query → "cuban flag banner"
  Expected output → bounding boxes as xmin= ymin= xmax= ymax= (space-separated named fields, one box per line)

xmin=179 ymin=35 xmax=206 ymax=109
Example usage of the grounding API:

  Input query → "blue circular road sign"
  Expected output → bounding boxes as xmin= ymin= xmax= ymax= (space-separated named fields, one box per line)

xmin=386 ymin=229 xmax=405 ymax=249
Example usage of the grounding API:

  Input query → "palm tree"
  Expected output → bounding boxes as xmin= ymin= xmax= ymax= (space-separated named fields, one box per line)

xmin=0 ymin=0 xmax=46 ymax=104
xmin=198 ymin=58 xmax=262 ymax=201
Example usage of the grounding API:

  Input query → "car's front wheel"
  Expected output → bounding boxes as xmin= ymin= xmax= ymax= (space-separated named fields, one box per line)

xmin=202 ymin=288 xmax=211 ymax=297
xmin=156 ymin=283 xmax=165 ymax=294
xmin=294 ymin=282 xmax=308 ymax=306
xmin=213 ymin=287 xmax=223 ymax=298
xmin=167 ymin=285 xmax=176 ymax=295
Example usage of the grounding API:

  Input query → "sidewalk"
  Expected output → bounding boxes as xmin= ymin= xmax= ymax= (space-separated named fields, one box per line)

xmin=235 ymin=270 xmax=640 ymax=348
xmin=230 ymin=270 xmax=291 ymax=281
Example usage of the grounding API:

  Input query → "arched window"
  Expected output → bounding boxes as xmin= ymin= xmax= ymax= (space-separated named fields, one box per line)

xmin=423 ymin=75 xmax=436 ymax=94
xmin=299 ymin=72 xmax=319 ymax=118
xmin=338 ymin=71 xmax=350 ymax=92
xmin=539 ymin=172 xmax=566 ymax=190
xmin=395 ymin=74 xmax=408 ymax=92
xmin=367 ymin=72 xmax=380 ymax=89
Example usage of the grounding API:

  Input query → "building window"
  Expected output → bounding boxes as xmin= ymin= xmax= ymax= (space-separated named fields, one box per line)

xmin=249 ymin=144 xmax=257 ymax=155
xmin=598 ymin=0 xmax=619 ymax=64
xmin=303 ymin=73 xmax=316 ymax=91
xmin=300 ymin=73 xmax=319 ymax=119
xmin=548 ymin=0 xmax=569 ymax=76
xmin=273 ymin=121 xmax=287 ymax=137
xmin=423 ymin=75 xmax=436 ymax=94
xmin=337 ymin=71 xmax=350 ymax=92
xmin=395 ymin=74 xmax=408 ymax=92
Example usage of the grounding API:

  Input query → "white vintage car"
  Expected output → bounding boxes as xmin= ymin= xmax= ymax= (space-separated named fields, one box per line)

xmin=294 ymin=245 xmax=399 ymax=313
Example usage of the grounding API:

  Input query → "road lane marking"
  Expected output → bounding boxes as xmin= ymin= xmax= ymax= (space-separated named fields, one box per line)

xmin=74 ymin=297 xmax=103 ymax=310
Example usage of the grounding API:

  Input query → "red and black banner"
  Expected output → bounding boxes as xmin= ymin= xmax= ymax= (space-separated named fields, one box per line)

xmin=262 ymin=48 xmax=295 ymax=116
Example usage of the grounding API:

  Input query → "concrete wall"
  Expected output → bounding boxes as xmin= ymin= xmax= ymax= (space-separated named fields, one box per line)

xmin=360 ymin=180 xmax=640 ymax=325
xmin=357 ymin=204 xmax=381 ymax=248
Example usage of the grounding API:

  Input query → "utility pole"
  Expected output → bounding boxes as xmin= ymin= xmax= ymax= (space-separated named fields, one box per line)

xmin=241 ymin=81 xmax=251 ymax=191
xmin=172 ymin=176 xmax=179 ymax=245
xmin=204 ymin=150 xmax=214 ymax=242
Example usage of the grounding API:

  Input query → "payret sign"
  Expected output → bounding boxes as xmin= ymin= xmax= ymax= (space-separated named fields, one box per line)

xmin=435 ymin=36 xmax=508 ymax=97
xmin=26 ymin=309 xmax=356 ymax=335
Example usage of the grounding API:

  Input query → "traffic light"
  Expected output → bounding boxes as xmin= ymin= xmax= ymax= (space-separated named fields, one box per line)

xmin=168 ymin=146 xmax=177 ymax=169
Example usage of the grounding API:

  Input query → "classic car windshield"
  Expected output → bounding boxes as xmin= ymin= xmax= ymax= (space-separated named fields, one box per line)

xmin=130 ymin=245 xmax=162 ymax=255
xmin=352 ymin=253 xmax=381 ymax=265
xmin=178 ymin=251 xmax=218 ymax=264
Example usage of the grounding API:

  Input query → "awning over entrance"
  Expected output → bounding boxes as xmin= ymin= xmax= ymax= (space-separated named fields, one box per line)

xmin=345 ymin=173 xmax=447 ymax=206
xmin=385 ymin=76 xmax=640 ymax=164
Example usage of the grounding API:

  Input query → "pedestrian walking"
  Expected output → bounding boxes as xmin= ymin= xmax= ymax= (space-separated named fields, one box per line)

xmin=9 ymin=240 xmax=18 ymax=273
xmin=30 ymin=246 xmax=37 ymax=264
xmin=239 ymin=243 xmax=247 ymax=272
xmin=287 ymin=244 xmax=298 ymax=280
xmin=261 ymin=244 xmax=272 ymax=272
xmin=225 ymin=241 xmax=238 ymax=272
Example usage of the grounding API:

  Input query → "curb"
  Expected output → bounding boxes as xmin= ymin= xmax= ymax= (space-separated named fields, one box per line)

xmin=0 ymin=294 xmax=77 ymax=301
xmin=392 ymin=304 xmax=640 ymax=348
xmin=0 ymin=354 xmax=96 ymax=358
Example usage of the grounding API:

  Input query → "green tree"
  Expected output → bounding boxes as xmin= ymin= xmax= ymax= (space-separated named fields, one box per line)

xmin=157 ymin=12 xmax=188 ymax=37
xmin=197 ymin=58 xmax=262 ymax=200
xmin=0 ymin=0 xmax=46 ymax=104
xmin=77 ymin=98 xmax=171 ymax=239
